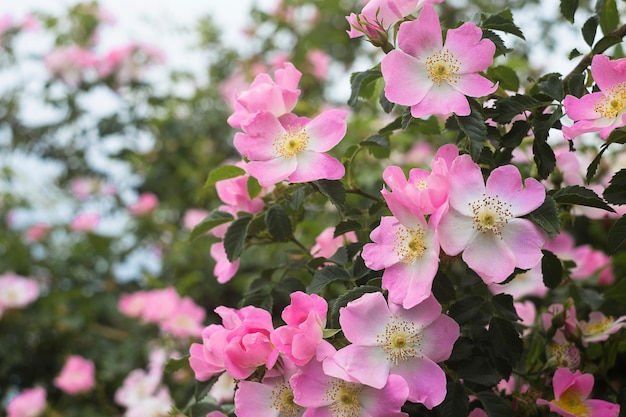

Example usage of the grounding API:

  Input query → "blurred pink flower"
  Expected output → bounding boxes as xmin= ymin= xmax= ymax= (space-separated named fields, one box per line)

xmin=54 ymin=355 xmax=96 ymax=395
xmin=182 ymin=209 xmax=209 ymax=231
xmin=24 ymin=223 xmax=50 ymax=243
xmin=580 ymin=311 xmax=626 ymax=346
xmin=160 ymin=297 xmax=206 ymax=339
xmin=44 ymin=46 xmax=98 ymax=87
xmin=70 ymin=213 xmax=100 ymax=232
xmin=310 ymin=227 xmax=357 ymax=259
xmin=98 ymin=43 xmax=165 ymax=86
xmin=6 ymin=387 xmax=46 ymax=417
xmin=306 ymin=49 xmax=330 ymax=80
xmin=0 ymin=273 xmax=39 ymax=316
xmin=118 ymin=291 xmax=149 ymax=318
xmin=128 ymin=192 xmax=159 ymax=216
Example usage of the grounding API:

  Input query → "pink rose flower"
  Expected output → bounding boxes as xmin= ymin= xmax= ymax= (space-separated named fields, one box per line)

xmin=54 ymin=355 xmax=96 ymax=395
xmin=160 ymin=297 xmax=206 ymax=339
xmin=44 ymin=46 xmax=98 ymax=87
xmin=579 ymin=311 xmax=626 ymax=346
xmin=0 ymin=273 xmax=39 ymax=316
xmin=24 ymin=223 xmax=50 ymax=243
xmin=70 ymin=213 xmax=100 ymax=232
xmin=310 ymin=227 xmax=357 ymax=259
xmin=7 ymin=387 xmax=46 ymax=417
xmin=182 ymin=209 xmax=209 ymax=231
xmin=381 ymin=4 xmax=497 ymax=117
xmin=127 ymin=192 xmax=159 ymax=216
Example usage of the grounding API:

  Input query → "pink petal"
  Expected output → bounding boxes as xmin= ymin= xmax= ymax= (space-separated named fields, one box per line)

xmin=591 ymin=54 xmax=626 ymax=92
xmin=323 ymin=344 xmax=390 ymax=389
xmin=392 ymin=357 xmax=447 ymax=408
xmin=419 ymin=315 xmax=460 ymax=362
xmin=247 ymin=157 xmax=297 ymax=186
xmin=388 ymin=293 xmax=443 ymax=327
xmin=501 ymin=218 xmax=546 ymax=270
xmin=444 ymin=22 xmax=495 ymax=74
xmin=359 ymin=374 xmax=410 ymax=417
xmin=410 ymin=83 xmax=471 ymax=117
xmin=562 ymin=117 xmax=615 ymax=140
xmin=339 ymin=291 xmax=389 ymax=344
xmin=486 ymin=165 xmax=546 ymax=216
xmin=397 ymin=4 xmax=442 ymax=58
xmin=382 ymin=50 xmax=432 ymax=106
xmin=455 ymin=73 xmax=498 ymax=98
xmin=463 ymin=232 xmax=516 ymax=284
xmin=437 ymin=208 xmax=476 ymax=256
xmin=234 ymin=381 xmax=276 ymax=417
xmin=289 ymin=152 xmax=345 ymax=183
xmin=305 ymin=109 xmax=348 ymax=152
xmin=447 ymin=154 xmax=486 ymax=215
xmin=362 ymin=217 xmax=403 ymax=270
xmin=563 ymin=92 xmax=603 ymax=120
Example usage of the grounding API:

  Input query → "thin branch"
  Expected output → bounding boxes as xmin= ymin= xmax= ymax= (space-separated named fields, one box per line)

xmin=563 ymin=23 xmax=626 ymax=87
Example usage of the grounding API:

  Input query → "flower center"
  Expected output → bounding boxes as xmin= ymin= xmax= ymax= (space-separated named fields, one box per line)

xmin=581 ymin=315 xmax=614 ymax=337
xmin=271 ymin=382 xmax=302 ymax=417
xmin=376 ymin=315 xmax=422 ymax=366
xmin=273 ymin=125 xmax=310 ymax=159
xmin=415 ymin=179 xmax=428 ymax=190
xmin=393 ymin=225 xmax=427 ymax=264
xmin=553 ymin=390 xmax=590 ymax=417
xmin=425 ymin=49 xmax=461 ymax=86
xmin=326 ymin=380 xmax=362 ymax=417
xmin=547 ymin=342 xmax=581 ymax=370
xmin=469 ymin=194 xmax=512 ymax=238
xmin=594 ymin=83 xmax=626 ymax=118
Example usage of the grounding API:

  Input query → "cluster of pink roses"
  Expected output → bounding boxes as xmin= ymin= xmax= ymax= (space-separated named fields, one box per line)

xmin=119 ymin=287 xmax=206 ymax=339
xmin=190 ymin=290 xmax=459 ymax=415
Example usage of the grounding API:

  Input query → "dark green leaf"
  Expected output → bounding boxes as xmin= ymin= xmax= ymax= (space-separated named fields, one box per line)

xmin=604 ymin=275 xmax=626 ymax=302
xmin=288 ymin=186 xmax=306 ymax=210
xmin=223 ymin=216 xmax=252 ymax=262
xmin=582 ymin=15 xmax=599 ymax=46
xmin=307 ymin=265 xmax=351 ymax=294
xmin=316 ymin=180 xmax=346 ymax=212
xmin=560 ymin=0 xmax=579 ymax=23
xmin=454 ymin=108 xmax=487 ymax=161
xmin=432 ymin=271 xmax=456 ymax=305
xmin=189 ymin=210 xmax=234 ymax=241
xmin=553 ymin=185 xmax=616 ymax=212
xmin=477 ymin=391 xmax=514 ymax=417
xmin=608 ymin=215 xmax=626 ymax=254
xmin=493 ymin=95 xmax=540 ymax=124
xmin=205 ymin=165 xmax=245 ymax=188
xmin=599 ymin=0 xmax=619 ymax=34
xmin=194 ymin=377 xmax=217 ymax=402
xmin=542 ymin=249 xmax=563 ymax=289
xmin=401 ymin=106 xmax=414 ymax=131
xmin=538 ymin=75 xmax=564 ymax=101
xmin=378 ymin=116 xmax=402 ymax=134
xmin=482 ymin=10 xmax=525 ymax=39
xmin=438 ymin=380 xmax=469 ymax=417
xmin=586 ymin=144 xmax=609 ymax=183
xmin=487 ymin=65 xmax=520 ymax=91
xmin=334 ymin=220 xmax=362 ymax=237
xmin=568 ymin=48 xmax=583 ymax=59
xmin=348 ymin=70 xmax=382 ymax=107
xmin=265 ymin=205 xmax=292 ymax=241
xmin=482 ymin=30 xmax=510 ymax=56
xmin=456 ymin=356 xmax=503 ymax=386
xmin=606 ymin=129 xmax=626 ymax=145
xmin=449 ymin=295 xmax=485 ymax=324
xmin=164 ymin=355 xmax=190 ymax=373
xmin=567 ymin=73 xmax=586 ymax=98
xmin=247 ymin=175 xmax=262 ymax=199
xmin=329 ymin=286 xmax=380 ymax=328
xmin=489 ymin=317 xmax=522 ymax=363
xmin=527 ymin=196 xmax=561 ymax=237
xmin=501 ymin=121 xmax=530 ymax=148
xmin=604 ymin=169 xmax=626 ymax=205
xmin=491 ymin=294 xmax=521 ymax=321
xmin=362 ymin=134 xmax=390 ymax=158
xmin=533 ymin=137 xmax=556 ymax=179
xmin=190 ymin=402 xmax=222 ymax=417
xmin=593 ymin=35 xmax=621 ymax=53
xmin=379 ymin=90 xmax=394 ymax=113
xmin=532 ymin=106 xmax=563 ymax=141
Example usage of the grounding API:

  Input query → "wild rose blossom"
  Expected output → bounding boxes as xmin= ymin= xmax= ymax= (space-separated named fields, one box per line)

xmin=127 ymin=192 xmax=159 ymax=216
xmin=536 ymin=368 xmax=620 ymax=417
xmin=54 ymin=355 xmax=96 ymax=395
xmin=0 ymin=273 xmax=39 ymax=316
xmin=70 ymin=212 xmax=100 ymax=232
xmin=323 ymin=292 xmax=459 ymax=408
xmin=6 ymin=387 xmax=47 ymax=417
xmin=98 ymin=42 xmax=165 ymax=86
xmin=227 ymin=62 xmax=301 ymax=130
xmin=310 ymin=227 xmax=357 ymax=259
xmin=381 ymin=4 xmax=497 ymax=117
xmin=563 ymin=54 xmax=626 ymax=140
xmin=234 ymin=110 xmax=347 ymax=187
xmin=579 ymin=312 xmax=626 ymax=346
xmin=44 ymin=46 xmax=98 ymax=87
xmin=438 ymin=155 xmax=546 ymax=284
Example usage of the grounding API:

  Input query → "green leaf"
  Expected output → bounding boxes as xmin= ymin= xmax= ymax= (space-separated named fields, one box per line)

xmin=307 ymin=265 xmax=351 ymax=294
xmin=533 ymin=137 xmax=556 ymax=180
xmin=362 ymin=134 xmax=390 ymax=158
xmin=493 ymin=94 xmax=540 ymax=124
xmin=401 ymin=106 xmax=414 ymax=131
xmin=205 ymin=165 xmax=245 ymax=188
xmin=477 ymin=391 xmax=514 ymax=417
xmin=582 ymin=15 xmax=599 ymax=46
xmin=501 ymin=121 xmax=530 ymax=148
xmin=553 ymin=185 xmax=616 ymax=212
xmin=599 ymin=0 xmax=619 ymax=34
xmin=449 ymin=295 xmax=485 ymax=324
xmin=223 ymin=216 xmax=252 ymax=262
xmin=189 ymin=210 xmax=234 ymax=241
xmin=190 ymin=402 xmax=222 ymax=417
xmin=487 ymin=65 xmax=520 ymax=91
xmin=482 ymin=29 xmax=510 ymax=56
xmin=379 ymin=90 xmax=394 ymax=113
xmin=491 ymin=293 xmax=521 ymax=321
xmin=329 ymin=286 xmax=380 ymax=328
xmin=608 ymin=215 xmax=626 ymax=254
xmin=542 ymin=249 xmax=563 ymax=289
xmin=560 ymin=0 xmax=579 ymax=23
xmin=604 ymin=275 xmax=626 ymax=302
xmin=538 ymin=75 xmax=564 ymax=101
xmin=606 ymin=129 xmax=626 ymax=145
xmin=432 ymin=271 xmax=456 ymax=305
xmin=567 ymin=73 xmax=586 ymax=98
xmin=194 ymin=376 xmax=217 ymax=402
xmin=315 ymin=180 xmax=346 ymax=212
xmin=454 ymin=107 xmax=487 ymax=161
xmin=265 ymin=205 xmax=292 ymax=241
xmin=322 ymin=328 xmax=341 ymax=338
xmin=586 ymin=144 xmax=609 ymax=183
xmin=604 ymin=169 xmax=626 ymax=205
xmin=334 ymin=220 xmax=362 ymax=237
xmin=568 ymin=48 xmax=583 ymax=59
xmin=247 ymin=175 xmax=262 ymax=199
xmin=438 ymin=380 xmax=469 ymax=417
xmin=348 ymin=70 xmax=382 ymax=107
xmin=164 ymin=355 xmax=190 ymax=373
xmin=489 ymin=316 xmax=523 ymax=363
xmin=527 ymin=196 xmax=561 ymax=237
xmin=593 ymin=35 xmax=621 ymax=53
xmin=481 ymin=10 xmax=525 ymax=39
